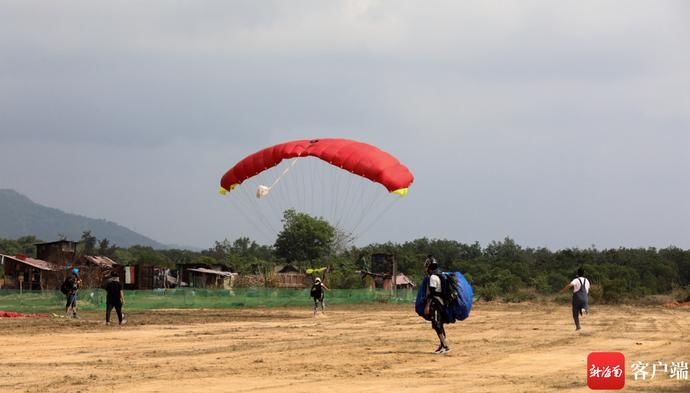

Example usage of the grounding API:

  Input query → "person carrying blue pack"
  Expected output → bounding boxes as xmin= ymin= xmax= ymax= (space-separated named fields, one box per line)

xmin=61 ymin=268 xmax=82 ymax=319
xmin=560 ymin=267 xmax=590 ymax=331
xmin=423 ymin=255 xmax=450 ymax=354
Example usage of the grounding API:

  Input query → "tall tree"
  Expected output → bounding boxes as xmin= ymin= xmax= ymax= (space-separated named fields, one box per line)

xmin=81 ymin=230 xmax=97 ymax=255
xmin=274 ymin=209 xmax=335 ymax=263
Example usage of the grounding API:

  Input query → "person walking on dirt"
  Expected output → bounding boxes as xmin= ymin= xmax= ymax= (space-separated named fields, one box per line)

xmin=104 ymin=271 xmax=127 ymax=326
xmin=561 ymin=267 xmax=590 ymax=331
xmin=310 ymin=277 xmax=330 ymax=316
xmin=424 ymin=255 xmax=450 ymax=354
xmin=63 ymin=268 xmax=82 ymax=319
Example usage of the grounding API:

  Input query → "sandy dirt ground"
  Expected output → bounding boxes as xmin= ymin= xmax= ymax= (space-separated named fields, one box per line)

xmin=1 ymin=302 xmax=689 ymax=393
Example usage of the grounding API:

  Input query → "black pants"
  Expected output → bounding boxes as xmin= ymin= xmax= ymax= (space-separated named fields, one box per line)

xmin=572 ymin=291 xmax=588 ymax=330
xmin=106 ymin=302 xmax=123 ymax=324
xmin=66 ymin=292 xmax=77 ymax=309
xmin=313 ymin=293 xmax=324 ymax=310
xmin=430 ymin=297 xmax=446 ymax=336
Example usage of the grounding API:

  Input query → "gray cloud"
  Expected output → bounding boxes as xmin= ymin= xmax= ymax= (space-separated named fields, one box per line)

xmin=1 ymin=1 xmax=688 ymax=249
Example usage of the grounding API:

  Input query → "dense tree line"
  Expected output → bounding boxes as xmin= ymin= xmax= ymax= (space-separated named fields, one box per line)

xmin=2 ymin=216 xmax=689 ymax=303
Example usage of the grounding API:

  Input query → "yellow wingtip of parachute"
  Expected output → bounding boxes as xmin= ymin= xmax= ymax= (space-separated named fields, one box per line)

xmin=219 ymin=184 xmax=238 ymax=196
xmin=391 ymin=188 xmax=409 ymax=197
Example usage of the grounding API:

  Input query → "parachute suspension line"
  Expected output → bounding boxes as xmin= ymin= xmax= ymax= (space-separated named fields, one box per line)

xmin=298 ymin=156 xmax=307 ymax=214
xmin=316 ymin=159 xmax=332 ymax=219
xmin=349 ymin=187 xmax=388 ymax=239
xmin=331 ymin=161 xmax=345 ymax=224
xmin=259 ymin=157 xmax=300 ymax=199
xmin=274 ymin=160 xmax=293 ymax=216
xmin=346 ymin=177 xmax=370 ymax=234
xmin=351 ymin=195 xmax=402 ymax=244
xmin=334 ymin=170 xmax=355 ymax=230
xmin=238 ymin=182 xmax=278 ymax=236
xmin=254 ymin=165 xmax=283 ymax=226
xmin=309 ymin=157 xmax=315 ymax=218
xmin=281 ymin=158 xmax=299 ymax=213
xmin=226 ymin=189 xmax=274 ymax=243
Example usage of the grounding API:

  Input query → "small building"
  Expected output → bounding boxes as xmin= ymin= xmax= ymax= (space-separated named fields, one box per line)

xmin=382 ymin=273 xmax=416 ymax=290
xmin=35 ymin=240 xmax=78 ymax=266
xmin=186 ymin=267 xmax=237 ymax=289
xmin=1 ymin=254 xmax=62 ymax=290
xmin=76 ymin=255 xmax=120 ymax=288
xmin=272 ymin=264 xmax=306 ymax=288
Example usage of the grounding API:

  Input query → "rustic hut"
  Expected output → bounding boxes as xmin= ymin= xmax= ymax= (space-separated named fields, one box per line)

xmin=76 ymin=255 xmax=119 ymax=288
xmin=272 ymin=264 xmax=306 ymax=288
xmin=186 ymin=267 xmax=237 ymax=289
xmin=382 ymin=273 xmax=416 ymax=290
xmin=35 ymin=240 xmax=78 ymax=266
xmin=0 ymin=254 xmax=61 ymax=290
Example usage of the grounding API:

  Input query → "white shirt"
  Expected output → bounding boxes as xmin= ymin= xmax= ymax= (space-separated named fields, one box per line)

xmin=571 ymin=277 xmax=590 ymax=294
xmin=429 ymin=274 xmax=441 ymax=293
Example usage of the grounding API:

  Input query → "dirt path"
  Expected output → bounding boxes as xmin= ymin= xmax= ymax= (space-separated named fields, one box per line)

xmin=1 ymin=303 xmax=688 ymax=392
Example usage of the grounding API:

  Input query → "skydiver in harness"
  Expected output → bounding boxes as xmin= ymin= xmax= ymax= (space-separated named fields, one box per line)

xmin=424 ymin=256 xmax=450 ymax=354
xmin=63 ymin=268 xmax=82 ymax=319
xmin=561 ymin=267 xmax=590 ymax=331
xmin=310 ymin=277 xmax=330 ymax=317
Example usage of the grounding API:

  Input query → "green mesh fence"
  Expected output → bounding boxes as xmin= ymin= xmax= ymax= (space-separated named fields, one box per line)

xmin=0 ymin=288 xmax=418 ymax=313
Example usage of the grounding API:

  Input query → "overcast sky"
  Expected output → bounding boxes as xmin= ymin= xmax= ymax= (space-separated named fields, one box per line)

xmin=1 ymin=1 xmax=689 ymax=250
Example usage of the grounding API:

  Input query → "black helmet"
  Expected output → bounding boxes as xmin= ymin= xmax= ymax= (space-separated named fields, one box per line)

xmin=424 ymin=256 xmax=438 ymax=270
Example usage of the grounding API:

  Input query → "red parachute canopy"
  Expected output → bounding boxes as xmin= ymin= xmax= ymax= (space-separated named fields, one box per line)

xmin=220 ymin=138 xmax=414 ymax=195
xmin=0 ymin=310 xmax=48 ymax=318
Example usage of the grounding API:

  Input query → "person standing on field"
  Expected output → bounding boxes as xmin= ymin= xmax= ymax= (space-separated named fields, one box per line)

xmin=63 ymin=268 xmax=82 ymax=319
xmin=424 ymin=255 xmax=450 ymax=354
xmin=310 ymin=277 xmax=330 ymax=316
xmin=105 ymin=271 xmax=127 ymax=326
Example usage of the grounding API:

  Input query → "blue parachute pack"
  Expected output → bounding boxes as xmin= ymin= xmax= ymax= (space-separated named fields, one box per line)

xmin=415 ymin=271 xmax=473 ymax=323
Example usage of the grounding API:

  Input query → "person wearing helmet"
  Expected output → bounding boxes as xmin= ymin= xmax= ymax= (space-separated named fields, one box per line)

xmin=310 ymin=277 xmax=330 ymax=317
xmin=424 ymin=255 xmax=450 ymax=354
xmin=63 ymin=267 xmax=82 ymax=319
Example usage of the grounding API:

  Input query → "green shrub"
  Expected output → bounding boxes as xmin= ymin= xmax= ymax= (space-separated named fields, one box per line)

xmin=477 ymin=284 xmax=500 ymax=301
xmin=503 ymin=288 xmax=537 ymax=303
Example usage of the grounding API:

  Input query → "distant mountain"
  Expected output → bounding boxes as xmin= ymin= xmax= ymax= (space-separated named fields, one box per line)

xmin=0 ymin=189 xmax=166 ymax=249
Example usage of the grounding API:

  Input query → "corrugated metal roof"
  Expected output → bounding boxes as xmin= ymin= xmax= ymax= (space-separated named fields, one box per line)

xmin=83 ymin=255 xmax=117 ymax=268
xmin=187 ymin=268 xmax=237 ymax=277
xmin=394 ymin=273 xmax=415 ymax=286
xmin=0 ymin=254 xmax=62 ymax=271
xmin=33 ymin=240 xmax=79 ymax=246
xmin=274 ymin=264 xmax=300 ymax=273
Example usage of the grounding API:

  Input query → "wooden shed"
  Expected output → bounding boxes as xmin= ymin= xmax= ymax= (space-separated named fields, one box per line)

xmin=272 ymin=264 xmax=306 ymax=288
xmin=1 ymin=254 xmax=62 ymax=290
xmin=186 ymin=267 xmax=237 ymax=289
xmin=35 ymin=240 xmax=78 ymax=266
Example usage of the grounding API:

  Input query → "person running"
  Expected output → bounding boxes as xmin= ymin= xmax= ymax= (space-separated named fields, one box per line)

xmin=63 ymin=268 xmax=82 ymax=319
xmin=104 ymin=271 xmax=127 ymax=326
xmin=310 ymin=277 xmax=330 ymax=316
xmin=561 ymin=267 xmax=590 ymax=331
xmin=424 ymin=255 xmax=450 ymax=354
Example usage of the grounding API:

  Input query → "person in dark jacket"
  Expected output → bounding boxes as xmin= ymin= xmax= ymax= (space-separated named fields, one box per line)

xmin=64 ymin=268 xmax=82 ymax=319
xmin=561 ymin=267 xmax=590 ymax=331
xmin=424 ymin=255 xmax=449 ymax=354
xmin=104 ymin=271 xmax=127 ymax=326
